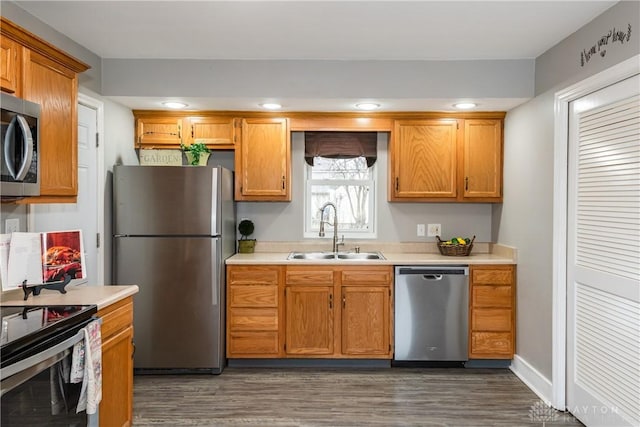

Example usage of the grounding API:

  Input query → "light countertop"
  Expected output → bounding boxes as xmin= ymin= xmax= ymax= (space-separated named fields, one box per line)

xmin=0 ymin=284 xmax=139 ymax=309
xmin=226 ymin=251 xmax=515 ymax=265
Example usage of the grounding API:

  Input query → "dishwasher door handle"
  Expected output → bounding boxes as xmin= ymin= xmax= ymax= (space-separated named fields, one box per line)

xmin=422 ymin=274 xmax=443 ymax=280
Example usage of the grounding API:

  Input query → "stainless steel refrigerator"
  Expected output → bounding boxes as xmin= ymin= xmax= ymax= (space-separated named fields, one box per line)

xmin=112 ymin=165 xmax=235 ymax=374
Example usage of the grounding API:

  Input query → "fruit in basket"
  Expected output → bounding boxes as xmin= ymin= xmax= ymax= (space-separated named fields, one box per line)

xmin=440 ymin=236 xmax=471 ymax=246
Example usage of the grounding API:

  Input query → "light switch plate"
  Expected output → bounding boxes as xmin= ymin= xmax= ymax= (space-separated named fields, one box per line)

xmin=427 ymin=223 xmax=441 ymax=237
xmin=417 ymin=224 xmax=425 ymax=237
xmin=5 ymin=218 xmax=20 ymax=233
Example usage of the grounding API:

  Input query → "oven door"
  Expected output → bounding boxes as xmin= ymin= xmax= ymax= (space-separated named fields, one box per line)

xmin=0 ymin=321 xmax=98 ymax=427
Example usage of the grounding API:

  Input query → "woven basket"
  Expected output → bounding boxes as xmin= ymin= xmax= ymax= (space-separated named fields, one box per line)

xmin=436 ymin=235 xmax=476 ymax=256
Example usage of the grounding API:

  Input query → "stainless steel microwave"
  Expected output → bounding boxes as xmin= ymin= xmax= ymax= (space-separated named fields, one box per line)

xmin=1 ymin=92 xmax=40 ymax=197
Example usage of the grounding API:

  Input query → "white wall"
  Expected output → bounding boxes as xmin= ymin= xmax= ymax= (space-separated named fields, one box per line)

xmin=496 ymin=91 xmax=556 ymax=379
xmin=498 ymin=0 xmax=639 ymax=396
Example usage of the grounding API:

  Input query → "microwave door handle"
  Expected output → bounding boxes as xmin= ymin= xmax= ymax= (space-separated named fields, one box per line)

xmin=3 ymin=115 xmax=19 ymax=179
xmin=14 ymin=115 xmax=34 ymax=181
xmin=2 ymin=115 xmax=33 ymax=181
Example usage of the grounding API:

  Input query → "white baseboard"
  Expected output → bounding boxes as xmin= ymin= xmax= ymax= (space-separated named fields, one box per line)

xmin=510 ymin=354 xmax=553 ymax=405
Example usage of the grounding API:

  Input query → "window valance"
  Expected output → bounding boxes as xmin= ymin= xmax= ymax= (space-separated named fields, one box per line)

xmin=304 ymin=132 xmax=377 ymax=167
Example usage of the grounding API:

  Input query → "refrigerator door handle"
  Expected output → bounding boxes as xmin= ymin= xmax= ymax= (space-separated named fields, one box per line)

xmin=211 ymin=238 xmax=220 ymax=306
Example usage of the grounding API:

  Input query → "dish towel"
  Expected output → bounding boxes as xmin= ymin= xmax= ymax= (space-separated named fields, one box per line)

xmin=70 ymin=319 xmax=102 ymax=414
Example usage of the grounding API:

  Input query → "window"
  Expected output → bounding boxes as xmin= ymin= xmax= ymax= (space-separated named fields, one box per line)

xmin=304 ymin=156 xmax=375 ymax=238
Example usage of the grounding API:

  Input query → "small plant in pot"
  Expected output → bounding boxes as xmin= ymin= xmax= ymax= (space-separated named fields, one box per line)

xmin=180 ymin=142 xmax=211 ymax=166
xmin=237 ymin=219 xmax=256 ymax=253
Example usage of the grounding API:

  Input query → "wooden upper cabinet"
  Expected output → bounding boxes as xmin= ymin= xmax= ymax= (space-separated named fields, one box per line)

xmin=0 ymin=37 xmax=21 ymax=95
xmin=2 ymin=17 xmax=89 ymax=203
xmin=463 ymin=119 xmax=503 ymax=200
xmin=136 ymin=116 xmax=183 ymax=147
xmin=184 ymin=116 xmax=236 ymax=148
xmin=24 ymin=50 xmax=78 ymax=197
xmin=390 ymin=119 xmax=459 ymax=200
xmin=390 ymin=116 xmax=503 ymax=202
xmin=235 ymin=117 xmax=291 ymax=201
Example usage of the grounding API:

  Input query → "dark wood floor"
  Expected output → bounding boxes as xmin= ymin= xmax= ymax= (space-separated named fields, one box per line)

xmin=133 ymin=368 xmax=582 ymax=426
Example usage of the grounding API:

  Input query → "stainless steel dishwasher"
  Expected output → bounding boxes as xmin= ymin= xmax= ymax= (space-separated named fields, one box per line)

xmin=394 ymin=265 xmax=469 ymax=362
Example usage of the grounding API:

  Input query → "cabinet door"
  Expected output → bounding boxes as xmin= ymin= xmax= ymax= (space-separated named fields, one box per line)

xmin=235 ymin=118 xmax=290 ymax=201
xmin=100 ymin=326 xmax=134 ymax=427
xmin=136 ymin=116 xmax=183 ymax=147
xmin=23 ymin=50 xmax=78 ymax=197
xmin=0 ymin=37 xmax=21 ymax=95
xmin=285 ymin=286 xmax=334 ymax=355
xmin=463 ymin=119 xmax=502 ymax=199
xmin=185 ymin=116 xmax=236 ymax=148
xmin=469 ymin=265 xmax=515 ymax=359
xmin=391 ymin=120 xmax=458 ymax=200
xmin=227 ymin=265 xmax=282 ymax=358
xmin=341 ymin=286 xmax=390 ymax=356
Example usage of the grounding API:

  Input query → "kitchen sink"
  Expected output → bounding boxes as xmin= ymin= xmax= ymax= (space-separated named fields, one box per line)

xmin=287 ymin=251 xmax=385 ymax=260
xmin=336 ymin=252 xmax=384 ymax=260
xmin=287 ymin=252 xmax=337 ymax=260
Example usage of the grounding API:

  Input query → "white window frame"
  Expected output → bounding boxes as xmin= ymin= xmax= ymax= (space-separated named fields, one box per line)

xmin=303 ymin=159 xmax=376 ymax=239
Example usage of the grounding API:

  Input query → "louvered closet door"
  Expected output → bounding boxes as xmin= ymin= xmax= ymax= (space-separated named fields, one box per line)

xmin=567 ymin=74 xmax=640 ymax=427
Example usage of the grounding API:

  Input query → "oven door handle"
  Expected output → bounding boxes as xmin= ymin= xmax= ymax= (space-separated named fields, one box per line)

xmin=0 ymin=329 xmax=84 ymax=395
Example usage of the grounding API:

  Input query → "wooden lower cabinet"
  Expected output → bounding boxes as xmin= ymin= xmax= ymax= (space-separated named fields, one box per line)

xmin=469 ymin=265 xmax=515 ymax=359
xmin=226 ymin=264 xmax=393 ymax=359
xmin=227 ymin=265 xmax=283 ymax=358
xmin=285 ymin=285 xmax=334 ymax=355
xmin=284 ymin=265 xmax=393 ymax=359
xmin=341 ymin=286 xmax=390 ymax=356
xmin=98 ymin=297 xmax=134 ymax=427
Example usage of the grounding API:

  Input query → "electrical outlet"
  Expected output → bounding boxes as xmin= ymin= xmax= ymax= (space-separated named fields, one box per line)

xmin=5 ymin=218 xmax=20 ymax=233
xmin=417 ymin=224 xmax=425 ymax=237
xmin=427 ymin=223 xmax=441 ymax=237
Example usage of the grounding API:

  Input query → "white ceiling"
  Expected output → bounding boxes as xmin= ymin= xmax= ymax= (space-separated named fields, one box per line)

xmin=14 ymin=0 xmax=618 ymax=111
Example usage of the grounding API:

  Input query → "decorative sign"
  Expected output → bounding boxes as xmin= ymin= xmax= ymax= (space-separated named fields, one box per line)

xmin=139 ymin=149 xmax=182 ymax=166
xmin=580 ymin=24 xmax=632 ymax=67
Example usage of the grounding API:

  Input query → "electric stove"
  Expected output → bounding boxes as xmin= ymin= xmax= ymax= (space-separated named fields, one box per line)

xmin=0 ymin=304 xmax=97 ymax=368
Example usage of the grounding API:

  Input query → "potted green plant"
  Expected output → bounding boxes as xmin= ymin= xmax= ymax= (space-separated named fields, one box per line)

xmin=237 ymin=219 xmax=256 ymax=253
xmin=180 ymin=142 xmax=211 ymax=166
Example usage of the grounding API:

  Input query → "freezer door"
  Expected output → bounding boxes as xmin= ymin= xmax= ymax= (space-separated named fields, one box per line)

xmin=113 ymin=165 xmax=231 ymax=236
xmin=114 ymin=236 xmax=225 ymax=371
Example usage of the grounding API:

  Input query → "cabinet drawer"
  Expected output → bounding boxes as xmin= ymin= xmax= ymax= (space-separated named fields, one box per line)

xmin=228 ymin=332 xmax=279 ymax=356
xmin=228 ymin=267 xmax=279 ymax=285
xmin=98 ymin=298 xmax=133 ymax=340
xmin=228 ymin=308 xmax=278 ymax=331
xmin=341 ymin=269 xmax=392 ymax=285
xmin=472 ymin=268 xmax=513 ymax=285
xmin=472 ymin=308 xmax=511 ymax=331
xmin=472 ymin=285 xmax=512 ymax=307
xmin=229 ymin=285 xmax=278 ymax=308
xmin=285 ymin=270 xmax=333 ymax=286
xmin=470 ymin=332 xmax=513 ymax=357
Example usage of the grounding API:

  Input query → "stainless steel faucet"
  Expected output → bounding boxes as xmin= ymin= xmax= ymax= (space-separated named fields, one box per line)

xmin=318 ymin=201 xmax=343 ymax=253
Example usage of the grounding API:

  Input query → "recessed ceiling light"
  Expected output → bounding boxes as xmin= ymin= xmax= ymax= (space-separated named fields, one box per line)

xmin=355 ymin=103 xmax=380 ymax=111
xmin=260 ymin=103 xmax=282 ymax=110
xmin=162 ymin=101 xmax=188 ymax=109
xmin=453 ymin=102 xmax=477 ymax=110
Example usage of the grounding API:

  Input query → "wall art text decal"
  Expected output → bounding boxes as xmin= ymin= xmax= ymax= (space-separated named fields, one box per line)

xmin=580 ymin=24 xmax=632 ymax=67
